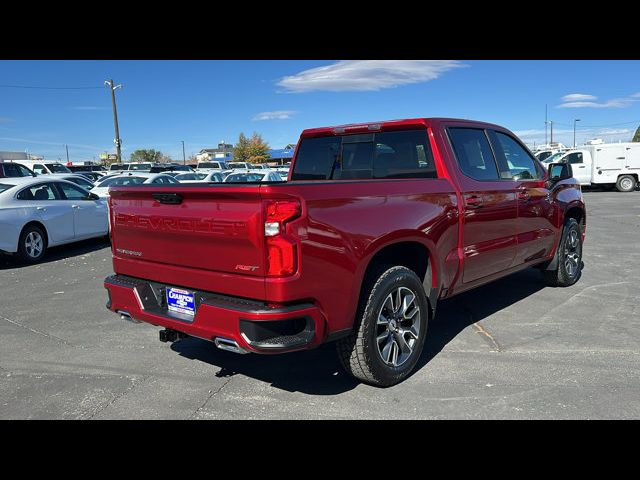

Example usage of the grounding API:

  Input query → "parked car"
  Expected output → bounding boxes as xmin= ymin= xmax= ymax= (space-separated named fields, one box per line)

xmin=107 ymin=162 xmax=155 ymax=174
xmin=0 ymin=161 xmax=37 ymax=178
xmin=0 ymin=177 xmax=108 ymax=263
xmin=196 ymin=161 xmax=227 ymax=171
xmin=9 ymin=160 xmax=72 ymax=175
xmin=92 ymin=172 xmax=179 ymax=197
xmin=223 ymin=170 xmax=283 ymax=182
xmin=104 ymin=118 xmax=586 ymax=387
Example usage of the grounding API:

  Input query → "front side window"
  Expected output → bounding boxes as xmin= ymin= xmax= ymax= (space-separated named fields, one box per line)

xmin=17 ymin=183 xmax=58 ymax=200
xmin=15 ymin=164 xmax=35 ymax=177
xmin=493 ymin=132 xmax=541 ymax=180
xmin=565 ymin=152 xmax=583 ymax=164
xmin=57 ymin=182 xmax=89 ymax=200
xmin=447 ymin=128 xmax=500 ymax=181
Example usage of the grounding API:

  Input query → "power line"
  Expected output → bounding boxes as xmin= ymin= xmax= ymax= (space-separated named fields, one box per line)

xmin=0 ymin=84 xmax=102 ymax=90
xmin=554 ymin=120 xmax=640 ymax=128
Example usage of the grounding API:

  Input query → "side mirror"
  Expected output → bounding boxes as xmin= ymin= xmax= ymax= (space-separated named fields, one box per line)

xmin=548 ymin=162 xmax=573 ymax=183
xmin=86 ymin=192 xmax=100 ymax=200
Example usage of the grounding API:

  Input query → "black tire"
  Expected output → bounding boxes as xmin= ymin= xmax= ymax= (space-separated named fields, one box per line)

xmin=337 ymin=266 xmax=429 ymax=387
xmin=17 ymin=224 xmax=47 ymax=264
xmin=616 ymin=175 xmax=637 ymax=193
xmin=543 ymin=218 xmax=583 ymax=287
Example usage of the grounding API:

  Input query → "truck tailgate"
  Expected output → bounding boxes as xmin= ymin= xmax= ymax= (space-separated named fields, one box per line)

xmin=109 ymin=185 xmax=266 ymax=293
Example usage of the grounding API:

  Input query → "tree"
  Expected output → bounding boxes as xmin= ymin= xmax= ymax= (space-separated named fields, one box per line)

xmin=633 ymin=126 xmax=640 ymax=142
xmin=246 ymin=132 xmax=271 ymax=164
xmin=233 ymin=133 xmax=250 ymax=163
xmin=129 ymin=149 xmax=163 ymax=163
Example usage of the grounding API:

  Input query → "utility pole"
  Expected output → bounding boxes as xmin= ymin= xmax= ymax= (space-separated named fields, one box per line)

xmin=573 ymin=119 xmax=581 ymax=148
xmin=65 ymin=144 xmax=70 ymax=165
xmin=105 ymin=79 xmax=123 ymax=162
xmin=545 ymin=104 xmax=548 ymax=145
xmin=181 ymin=140 xmax=186 ymax=165
xmin=549 ymin=120 xmax=554 ymax=144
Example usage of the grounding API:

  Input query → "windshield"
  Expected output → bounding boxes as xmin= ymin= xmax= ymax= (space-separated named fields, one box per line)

xmin=46 ymin=163 xmax=72 ymax=173
xmin=129 ymin=163 xmax=152 ymax=171
xmin=227 ymin=162 xmax=248 ymax=169
xmin=0 ymin=183 xmax=14 ymax=194
xmin=542 ymin=152 xmax=565 ymax=164
xmin=98 ymin=176 xmax=146 ymax=187
xmin=109 ymin=164 xmax=127 ymax=171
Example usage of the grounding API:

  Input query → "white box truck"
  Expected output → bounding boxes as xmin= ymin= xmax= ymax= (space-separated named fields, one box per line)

xmin=550 ymin=142 xmax=640 ymax=192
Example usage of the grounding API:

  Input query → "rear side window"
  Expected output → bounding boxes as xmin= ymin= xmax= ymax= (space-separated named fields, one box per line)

xmin=291 ymin=129 xmax=436 ymax=181
xmin=447 ymin=128 xmax=500 ymax=181
xmin=0 ymin=184 xmax=14 ymax=193
xmin=17 ymin=183 xmax=58 ymax=200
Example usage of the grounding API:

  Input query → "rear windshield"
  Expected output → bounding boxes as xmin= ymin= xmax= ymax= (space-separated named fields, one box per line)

xmin=46 ymin=163 xmax=71 ymax=173
xmin=0 ymin=183 xmax=14 ymax=194
xmin=291 ymin=129 xmax=437 ymax=181
xmin=129 ymin=163 xmax=152 ymax=171
xmin=198 ymin=162 xmax=222 ymax=169
xmin=99 ymin=176 xmax=146 ymax=187
xmin=227 ymin=162 xmax=249 ymax=169
xmin=110 ymin=164 xmax=127 ymax=171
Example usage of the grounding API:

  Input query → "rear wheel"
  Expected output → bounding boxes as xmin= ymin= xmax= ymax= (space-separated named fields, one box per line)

xmin=616 ymin=175 xmax=637 ymax=192
xmin=543 ymin=218 xmax=583 ymax=287
xmin=337 ymin=266 xmax=429 ymax=387
xmin=17 ymin=224 xmax=47 ymax=264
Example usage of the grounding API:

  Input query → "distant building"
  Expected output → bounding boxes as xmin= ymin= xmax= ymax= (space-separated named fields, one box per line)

xmin=196 ymin=141 xmax=234 ymax=162
xmin=0 ymin=151 xmax=42 ymax=161
xmin=267 ymin=144 xmax=295 ymax=165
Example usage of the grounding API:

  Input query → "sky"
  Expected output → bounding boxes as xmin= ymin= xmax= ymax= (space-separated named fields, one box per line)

xmin=1 ymin=60 xmax=639 ymax=161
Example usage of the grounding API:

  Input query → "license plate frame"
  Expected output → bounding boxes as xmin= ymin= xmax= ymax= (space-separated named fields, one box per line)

xmin=166 ymin=287 xmax=196 ymax=318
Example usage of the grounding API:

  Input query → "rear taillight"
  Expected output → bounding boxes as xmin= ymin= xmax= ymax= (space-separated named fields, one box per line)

xmin=264 ymin=200 xmax=301 ymax=277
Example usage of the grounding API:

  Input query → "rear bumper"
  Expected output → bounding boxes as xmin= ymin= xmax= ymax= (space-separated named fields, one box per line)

xmin=104 ymin=274 xmax=326 ymax=353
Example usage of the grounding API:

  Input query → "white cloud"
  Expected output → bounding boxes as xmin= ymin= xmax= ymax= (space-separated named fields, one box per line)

xmin=277 ymin=60 xmax=466 ymax=93
xmin=252 ymin=110 xmax=297 ymax=121
xmin=561 ymin=93 xmax=597 ymax=102
xmin=557 ymin=92 xmax=637 ymax=109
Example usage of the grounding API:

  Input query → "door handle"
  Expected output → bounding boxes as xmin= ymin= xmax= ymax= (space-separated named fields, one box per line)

xmin=465 ymin=195 xmax=483 ymax=209
xmin=578 ymin=166 xmax=586 ymax=168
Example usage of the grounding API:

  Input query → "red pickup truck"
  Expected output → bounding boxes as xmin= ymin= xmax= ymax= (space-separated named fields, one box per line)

xmin=104 ymin=118 xmax=585 ymax=387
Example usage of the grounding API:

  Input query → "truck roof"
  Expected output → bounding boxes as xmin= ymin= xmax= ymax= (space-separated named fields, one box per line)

xmin=300 ymin=117 xmax=509 ymax=138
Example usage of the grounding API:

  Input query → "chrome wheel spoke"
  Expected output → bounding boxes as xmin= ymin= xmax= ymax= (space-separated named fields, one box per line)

xmin=381 ymin=336 xmax=395 ymax=363
xmin=377 ymin=331 xmax=390 ymax=344
xmin=377 ymin=312 xmax=390 ymax=326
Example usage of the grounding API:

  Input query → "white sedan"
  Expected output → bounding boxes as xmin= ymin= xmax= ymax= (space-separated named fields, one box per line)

xmin=0 ymin=177 xmax=108 ymax=263
xmin=92 ymin=172 xmax=179 ymax=197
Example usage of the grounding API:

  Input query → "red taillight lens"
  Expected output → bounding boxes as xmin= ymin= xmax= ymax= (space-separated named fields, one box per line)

xmin=264 ymin=199 xmax=301 ymax=277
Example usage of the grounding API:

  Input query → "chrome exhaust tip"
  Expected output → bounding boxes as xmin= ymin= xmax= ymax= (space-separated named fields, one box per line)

xmin=214 ymin=337 xmax=249 ymax=354
xmin=117 ymin=310 xmax=142 ymax=323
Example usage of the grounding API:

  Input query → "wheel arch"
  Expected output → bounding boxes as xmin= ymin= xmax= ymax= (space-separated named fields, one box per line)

xmin=20 ymin=220 xmax=49 ymax=247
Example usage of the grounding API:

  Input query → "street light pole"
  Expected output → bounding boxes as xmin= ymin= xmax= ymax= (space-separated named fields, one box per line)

xmin=65 ymin=144 xmax=69 ymax=165
xmin=573 ymin=119 xmax=581 ymax=148
xmin=549 ymin=120 xmax=554 ymax=145
xmin=182 ymin=140 xmax=186 ymax=165
xmin=105 ymin=79 xmax=123 ymax=163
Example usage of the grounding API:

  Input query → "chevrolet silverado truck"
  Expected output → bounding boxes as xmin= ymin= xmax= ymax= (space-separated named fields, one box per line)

xmin=104 ymin=118 xmax=586 ymax=387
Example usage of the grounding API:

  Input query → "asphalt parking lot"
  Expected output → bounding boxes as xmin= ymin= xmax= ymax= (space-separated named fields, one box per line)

xmin=1 ymin=189 xmax=639 ymax=419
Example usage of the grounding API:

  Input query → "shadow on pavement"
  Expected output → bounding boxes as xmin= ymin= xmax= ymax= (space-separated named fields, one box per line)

xmin=0 ymin=237 xmax=110 ymax=270
xmin=171 ymin=267 xmax=548 ymax=394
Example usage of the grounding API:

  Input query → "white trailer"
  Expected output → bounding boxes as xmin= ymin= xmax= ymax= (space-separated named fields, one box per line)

xmin=551 ymin=143 xmax=640 ymax=192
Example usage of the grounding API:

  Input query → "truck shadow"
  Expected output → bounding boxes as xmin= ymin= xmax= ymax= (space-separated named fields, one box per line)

xmin=0 ymin=237 xmax=110 ymax=270
xmin=171 ymin=268 xmax=547 ymax=395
